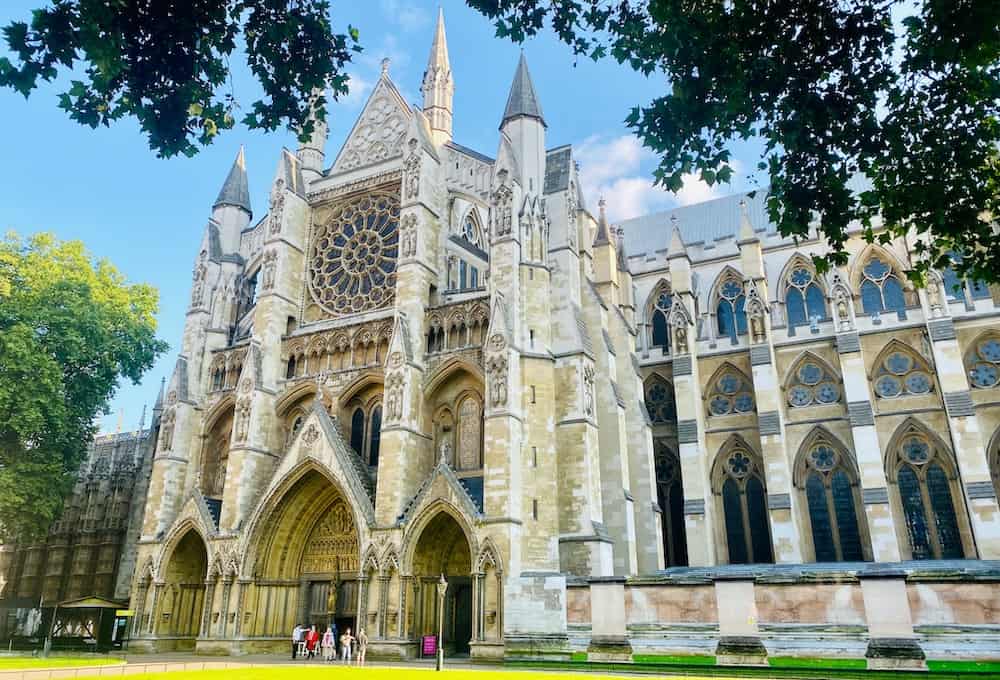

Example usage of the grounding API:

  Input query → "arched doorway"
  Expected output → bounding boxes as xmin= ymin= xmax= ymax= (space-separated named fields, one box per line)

xmin=245 ymin=470 xmax=360 ymax=639
xmin=410 ymin=511 xmax=473 ymax=656
xmin=157 ymin=529 xmax=208 ymax=644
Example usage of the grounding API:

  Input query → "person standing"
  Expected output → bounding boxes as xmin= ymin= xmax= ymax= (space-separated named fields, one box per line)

xmin=356 ymin=628 xmax=368 ymax=666
xmin=291 ymin=623 xmax=304 ymax=659
xmin=321 ymin=625 xmax=335 ymax=661
xmin=305 ymin=624 xmax=319 ymax=658
xmin=340 ymin=627 xmax=355 ymax=664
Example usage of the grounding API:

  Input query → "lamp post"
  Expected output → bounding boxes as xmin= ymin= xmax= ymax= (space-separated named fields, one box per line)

xmin=435 ymin=574 xmax=448 ymax=671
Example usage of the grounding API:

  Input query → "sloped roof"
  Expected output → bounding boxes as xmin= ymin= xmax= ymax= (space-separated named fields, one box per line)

xmin=214 ymin=147 xmax=251 ymax=214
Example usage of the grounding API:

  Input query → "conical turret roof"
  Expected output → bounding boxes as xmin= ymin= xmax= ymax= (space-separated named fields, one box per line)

xmin=213 ymin=146 xmax=251 ymax=214
xmin=502 ymin=52 xmax=545 ymax=126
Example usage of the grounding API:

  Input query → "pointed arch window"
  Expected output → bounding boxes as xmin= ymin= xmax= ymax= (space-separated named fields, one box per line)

xmin=873 ymin=348 xmax=933 ymax=399
xmin=716 ymin=446 xmax=773 ymax=564
xmin=890 ymin=429 xmax=964 ymax=559
xmin=644 ymin=378 xmax=677 ymax=424
xmin=707 ymin=370 xmax=755 ymax=416
xmin=460 ymin=212 xmax=486 ymax=250
xmin=655 ymin=443 xmax=688 ymax=567
xmin=860 ymin=257 xmax=906 ymax=319
xmin=350 ymin=407 xmax=365 ymax=457
xmin=785 ymin=265 xmax=827 ymax=331
xmin=368 ymin=406 xmax=382 ymax=467
xmin=716 ymin=275 xmax=747 ymax=343
xmin=798 ymin=441 xmax=865 ymax=562
xmin=787 ymin=360 xmax=841 ymax=407
xmin=649 ymin=288 xmax=672 ymax=351
xmin=942 ymin=251 xmax=992 ymax=303
xmin=967 ymin=337 xmax=1000 ymax=389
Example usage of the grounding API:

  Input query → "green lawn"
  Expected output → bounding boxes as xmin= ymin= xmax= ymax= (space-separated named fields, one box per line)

xmin=119 ymin=669 xmax=705 ymax=680
xmin=0 ymin=656 xmax=124 ymax=669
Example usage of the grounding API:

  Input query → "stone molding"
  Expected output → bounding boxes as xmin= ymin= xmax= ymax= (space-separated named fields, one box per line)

xmin=837 ymin=332 xmax=861 ymax=354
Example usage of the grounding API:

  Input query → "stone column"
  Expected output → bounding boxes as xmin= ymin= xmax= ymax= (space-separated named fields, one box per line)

xmin=217 ymin=577 xmax=233 ymax=638
xmin=713 ymin=576 xmax=766 ymax=665
xmin=148 ymin=582 xmax=164 ymax=634
xmin=201 ymin=579 xmax=216 ymax=637
xmin=835 ymin=329 xmax=903 ymax=562
xmin=132 ymin=582 xmax=149 ymax=637
xmin=377 ymin=575 xmax=389 ymax=639
xmin=925 ymin=315 xmax=1000 ymax=557
xmin=233 ymin=580 xmax=249 ymax=637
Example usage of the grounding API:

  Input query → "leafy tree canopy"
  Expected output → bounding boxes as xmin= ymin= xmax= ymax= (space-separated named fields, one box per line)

xmin=0 ymin=233 xmax=168 ymax=541
xmin=469 ymin=0 xmax=1000 ymax=285
xmin=0 ymin=1 xmax=360 ymax=158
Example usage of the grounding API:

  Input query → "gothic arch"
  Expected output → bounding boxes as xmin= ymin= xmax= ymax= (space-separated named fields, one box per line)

xmin=710 ymin=434 xmax=774 ymax=564
xmin=380 ymin=547 xmax=401 ymax=577
xmin=850 ymin=243 xmax=909 ymax=293
xmin=474 ymin=538 xmax=504 ymax=575
xmin=783 ymin=351 xmax=845 ymax=408
xmin=424 ymin=357 xmax=486 ymax=395
xmin=703 ymin=362 xmax=756 ymax=417
xmin=783 ymin=351 xmax=842 ymax=393
xmin=644 ymin=373 xmax=677 ymax=425
xmin=774 ymin=252 xmax=821 ymax=303
xmin=337 ymin=370 xmax=385 ymax=407
xmin=868 ymin=339 xmax=937 ymax=400
xmin=457 ymin=205 xmax=488 ymax=250
xmin=401 ymin=499 xmax=479 ymax=576
xmin=360 ymin=545 xmax=380 ymax=576
xmin=644 ymin=279 xmax=673 ymax=351
xmin=157 ymin=519 xmax=211 ymax=581
xmin=275 ymin=381 xmax=318 ymax=416
xmin=202 ymin=395 xmax=236 ymax=436
xmin=884 ymin=417 xmax=972 ymax=560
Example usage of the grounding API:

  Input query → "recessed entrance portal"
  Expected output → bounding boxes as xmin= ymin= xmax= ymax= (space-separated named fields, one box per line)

xmin=411 ymin=511 xmax=473 ymax=655
xmin=246 ymin=470 xmax=360 ymax=639
xmin=158 ymin=529 xmax=207 ymax=642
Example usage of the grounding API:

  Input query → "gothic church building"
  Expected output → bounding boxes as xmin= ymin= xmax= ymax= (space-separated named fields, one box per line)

xmin=129 ymin=13 xmax=1000 ymax=663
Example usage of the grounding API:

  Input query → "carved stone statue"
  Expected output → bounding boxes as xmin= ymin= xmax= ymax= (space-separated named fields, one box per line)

xmin=674 ymin=324 xmax=688 ymax=355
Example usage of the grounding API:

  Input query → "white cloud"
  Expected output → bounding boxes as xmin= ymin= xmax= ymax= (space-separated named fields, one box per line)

xmin=380 ymin=0 xmax=430 ymax=32
xmin=341 ymin=72 xmax=373 ymax=107
xmin=574 ymin=134 xmax=741 ymax=221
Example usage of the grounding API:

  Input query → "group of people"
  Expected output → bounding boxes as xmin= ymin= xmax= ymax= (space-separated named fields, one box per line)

xmin=292 ymin=622 xmax=368 ymax=664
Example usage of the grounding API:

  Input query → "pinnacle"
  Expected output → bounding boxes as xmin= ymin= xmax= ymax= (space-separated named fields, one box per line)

xmin=214 ymin=146 xmax=251 ymax=214
xmin=501 ymin=52 xmax=545 ymax=126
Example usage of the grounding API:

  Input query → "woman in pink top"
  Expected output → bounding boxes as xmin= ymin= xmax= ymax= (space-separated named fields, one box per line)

xmin=321 ymin=625 xmax=335 ymax=661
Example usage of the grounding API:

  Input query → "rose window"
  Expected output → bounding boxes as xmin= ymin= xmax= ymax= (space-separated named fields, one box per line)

xmin=309 ymin=192 xmax=400 ymax=317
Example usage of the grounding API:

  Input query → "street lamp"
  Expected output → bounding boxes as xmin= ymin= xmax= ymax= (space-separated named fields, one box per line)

xmin=435 ymin=573 xmax=448 ymax=671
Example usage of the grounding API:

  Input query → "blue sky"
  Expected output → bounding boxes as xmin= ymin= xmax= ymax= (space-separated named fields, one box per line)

xmin=0 ymin=0 xmax=763 ymax=433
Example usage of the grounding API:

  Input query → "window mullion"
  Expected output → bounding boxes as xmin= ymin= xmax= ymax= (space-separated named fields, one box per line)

xmin=919 ymin=472 xmax=943 ymax=559
xmin=740 ymin=486 xmax=754 ymax=563
xmin=825 ymin=483 xmax=843 ymax=562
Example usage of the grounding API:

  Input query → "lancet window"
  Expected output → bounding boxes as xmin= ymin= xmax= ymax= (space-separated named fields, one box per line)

xmin=797 ymin=439 xmax=864 ymax=562
xmin=655 ymin=443 xmax=688 ymax=567
xmin=859 ymin=257 xmax=906 ymax=318
xmin=784 ymin=264 xmax=826 ymax=330
xmin=649 ymin=286 xmax=672 ymax=351
xmin=714 ymin=443 xmax=773 ymax=564
xmin=349 ymin=402 xmax=384 ymax=467
xmin=716 ymin=273 xmax=747 ymax=342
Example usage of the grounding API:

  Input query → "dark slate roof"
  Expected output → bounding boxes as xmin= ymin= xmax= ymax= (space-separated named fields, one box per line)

xmin=573 ymin=303 xmax=594 ymax=356
xmin=544 ymin=146 xmax=572 ymax=194
xmin=214 ymin=147 xmax=251 ymax=214
xmin=445 ymin=140 xmax=494 ymax=164
xmin=502 ymin=53 xmax=545 ymax=126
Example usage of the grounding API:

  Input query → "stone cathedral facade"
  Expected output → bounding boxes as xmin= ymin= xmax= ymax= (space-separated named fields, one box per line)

xmin=127 ymin=13 xmax=1000 ymax=664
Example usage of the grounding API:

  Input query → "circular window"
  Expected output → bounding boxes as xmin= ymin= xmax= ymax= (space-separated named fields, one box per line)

xmin=789 ymin=385 xmax=812 ymax=407
xmin=719 ymin=374 xmax=740 ymax=395
xmin=727 ymin=451 xmax=751 ymax=477
xmin=876 ymin=375 xmax=902 ymax=398
xmin=815 ymin=382 xmax=840 ymax=404
xmin=710 ymin=396 xmax=732 ymax=415
xmin=734 ymin=393 xmax=755 ymax=413
xmin=901 ymin=436 xmax=930 ymax=464
xmin=904 ymin=372 xmax=932 ymax=394
xmin=809 ymin=445 xmax=836 ymax=472
xmin=790 ymin=268 xmax=812 ymax=286
xmin=979 ymin=339 xmax=1000 ymax=363
xmin=970 ymin=363 xmax=999 ymax=388
xmin=886 ymin=352 xmax=913 ymax=376
xmin=308 ymin=192 xmax=400 ymax=317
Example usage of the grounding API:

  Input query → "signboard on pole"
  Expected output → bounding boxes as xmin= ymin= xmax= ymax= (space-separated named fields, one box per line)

xmin=422 ymin=635 xmax=437 ymax=657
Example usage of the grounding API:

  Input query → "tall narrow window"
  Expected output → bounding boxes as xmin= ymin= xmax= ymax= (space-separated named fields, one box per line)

xmin=286 ymin=357 xmax=296 ymax=379
xmin=716 ymin=275 xmax=747 ymax=343
xmin=717 ymin=446 xmax=773 ymax=564
xmin=649 ymin=288 xmax=672 ymax=351
xmin=644 ymin=377 xmax=677 ymax=424
xmin=891 ymin=428 xmax=965 ymax=559
xmin=368 ymin=406 xmax=382 ymax=467
xmin=785 ymin=265 xmax=827 ymax=331
xmin=860 ymin=257 xmax=906 ymax=318
xmin=799 ymin=441 xmax=865 ymax=562
xmin=655 ymin=444 xmax=688 ymax=567
xmin=350 ymin=408 xmax=365 ymax=457
xmin=459 ymin=261 xmax=468 ymax=289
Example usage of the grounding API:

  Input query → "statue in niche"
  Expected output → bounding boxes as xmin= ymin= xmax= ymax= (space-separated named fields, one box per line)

xmin=439 ymin=439 xmax=452 ymax=467
xmin=674 ymin=323 xmax=688 ymax=355
xmin=458 ymin=399 xmax=481 ymax=469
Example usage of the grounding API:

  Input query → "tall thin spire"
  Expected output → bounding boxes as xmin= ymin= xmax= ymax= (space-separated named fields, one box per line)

xmin=421 ymin=7 xmax=453 ymax=146
xmin=213 ymin=146 xmax=251 ymax=215
xmin=501 ymin=52 xmax=545 ymax=127
xmin=297 ymin=89 xmax=328 ymax=182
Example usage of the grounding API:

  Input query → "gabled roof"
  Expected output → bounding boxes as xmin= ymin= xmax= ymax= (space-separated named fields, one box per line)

xmin=501 ymin=52 xmax=545 ymax=127
xmin=214 ymin=147 xmax=251 ymax=214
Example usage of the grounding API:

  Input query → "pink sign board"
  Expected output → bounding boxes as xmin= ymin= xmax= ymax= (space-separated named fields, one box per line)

xmin=422 ymin=635 xmax=437 ymax=656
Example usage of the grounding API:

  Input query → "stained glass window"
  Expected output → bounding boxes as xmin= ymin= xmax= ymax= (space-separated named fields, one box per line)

xmin=942 ymin=250 xmax=991 ymax=302
xmin=785 ymin=265 xmax=827 ymax=331
xmin=717 ymin=274 xmax=747 ymax=342
xmin=707 ymin=369 xmax=755 ymax=417
xmin=787 ymin=359 xmax=841 ymax=408
xmin=718 ymin=445 xmax=773 ymax=564
xmin=368 ymin=406 xmax=382 ymax=467
xmin=892 ymin=429 xmax=965 ymax=560
xmin=860 ymin=256 xmax=906 ymax=319
xmin=350 ymin=408 xmax=365 ymax=457
xmin=649 ymin=287 xmax=672 ymax=351
xmin=800 ymin=440 xmax=865 ymax=562
xmin=968 ymin=337 xmax=1000 ymax=389
xmin=655 ymin=444 xmax=688 ymax=567
xmin=645 ymin=379 xmax=677 ymax=424
xmin=874 ymin=348 xmax=933 ymax=398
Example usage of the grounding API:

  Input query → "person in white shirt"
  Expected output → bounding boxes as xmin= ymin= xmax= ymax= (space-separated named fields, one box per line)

xmin=292 ymin=623 xmax=305 ymax=659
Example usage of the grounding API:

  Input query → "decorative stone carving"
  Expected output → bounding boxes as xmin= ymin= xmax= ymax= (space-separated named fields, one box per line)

xmin=191 ymin=251 xmax=207 ymax=307
xmin=261 ymin=249 xmax=277 ymax=290
xmin=158 ymin=409 xmax=175 ymax=452
xmin=488 ymin=333 xmax=506 ymax=353
xmin=491 ymin=169 xmax=514 ymax=238
xmin=300 ymin=498 xmax=358 ymax=573
xmin=669 ymin=297 xmax=693 ymax=355
xmin=745 ymin=282 xmax=768 ymax=344
xmin=301 ymin=423 xmax=320 ymax=453
xmin=268 ymin=179 xmax=285 ymax=235
xmin=439 ymin=439 xmax=452 ymax=466
xmin=385 ymin=373 xmax=405 ymax=421
xmin=333 ymin=88 xmax=408 ymax=172
xmin=487 ymin=355 xmax=508 ymax=408
xmin=583 ymin=364 xmax=595 ymax=417
xmin=458 ymin=398 xmax=481 ymax=469
xmin=234 ymin=395 xmax=252 ymax=443
xmin=308 ymin=191 xmax=400 ymax=317
xmin=830 ymin=271 xmax=854 ymax=331
xmin=400 ymin=213 xmax=417 ymax=258
xmin=403 ymin=139 xmax=421 ymax=201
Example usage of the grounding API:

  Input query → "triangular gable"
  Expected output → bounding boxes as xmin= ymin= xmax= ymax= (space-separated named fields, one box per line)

xmin=396 ymin=460 xmax=482 ymax=526
xmin=385 ymin=312 xmax=414 ymax=366
xmin=330 ymin=75 xmax=412 ymax=175
xmin=485 ymin=292 xmax=510 ymax=349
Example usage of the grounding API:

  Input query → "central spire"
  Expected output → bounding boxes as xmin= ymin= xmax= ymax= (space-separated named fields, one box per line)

xmin=421 ymin=7 xmax=453 ymax=146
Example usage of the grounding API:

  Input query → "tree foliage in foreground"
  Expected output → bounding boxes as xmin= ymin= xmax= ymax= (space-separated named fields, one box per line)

xmin=0 ymin=1 xmax=359 ymax=158
xmin=0 ymin=233 xmax=168 ymax=541
xmin=469 ymin=0 xmax=1000 ymax=285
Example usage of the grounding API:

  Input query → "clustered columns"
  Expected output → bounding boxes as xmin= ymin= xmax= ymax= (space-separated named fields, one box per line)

xmin=737 ymin=205 xmax=805 ymax=563
xmin=667 ymin=225 xmax=716 ymax=567
xmin=832 ymin=276 xmax=902 ymax=562
xmin=921 ymin=286 xmax=1000 ymax=557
